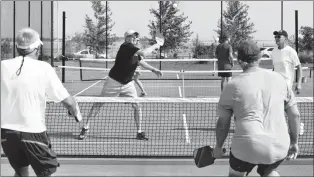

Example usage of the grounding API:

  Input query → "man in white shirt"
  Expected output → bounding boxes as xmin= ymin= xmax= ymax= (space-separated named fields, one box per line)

xmin=271 ymin=30 xmax=303 ymax=93
xmin=214 ymin=40 xmax=300 ymax=177
xmin=271 ymin=30 xmax=304 ymax=135
xmin=1 ymin=28 xmax=81 ymax=177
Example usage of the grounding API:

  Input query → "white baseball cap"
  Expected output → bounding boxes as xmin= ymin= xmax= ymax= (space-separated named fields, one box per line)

xmin=124 ymin=29 xmax=139 ymax=38
xmin=16 ymin=28 xmax=43 ymax=50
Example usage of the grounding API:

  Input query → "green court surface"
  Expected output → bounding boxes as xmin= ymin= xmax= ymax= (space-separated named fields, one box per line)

xmin=1 ymin=158 xmax=313 ymax=176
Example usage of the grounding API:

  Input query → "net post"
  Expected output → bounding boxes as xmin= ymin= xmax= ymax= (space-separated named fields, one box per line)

xmin=13 ymin=1 xmax=16 ymax=58
xmin=28 ymin=1 xmax=30 ymax=27
xmin=51 ymin=1 xmax=54 ymax=67
xmin=79 ymin=59 xmax=83 ymax=81
xmin=62 ymin=11 xmax=66 ymax=83
xmin=213 ymin=59 xmax=216 ymax=76
xmin=181 ymin=69 xmax=185 ymax=98
xmin=295 ymin=10 xmax=299 ymax=83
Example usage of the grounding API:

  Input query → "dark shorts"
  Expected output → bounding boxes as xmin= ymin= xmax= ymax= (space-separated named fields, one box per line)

xmin=229 ymin=151 xmax=284 ymax=176
xmin=1 ymin=128 xmax=59 ymax=177
xmin=218 ymin=63 xmax=232 ymax=77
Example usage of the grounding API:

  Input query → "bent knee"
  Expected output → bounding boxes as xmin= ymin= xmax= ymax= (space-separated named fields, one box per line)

xmin=131 ymin=103 xmax=141 ymax=110
xmin=263 ymin=170 xmax=280 ymax=177
xmin=229 ymin=166 xmax=246 ymax=177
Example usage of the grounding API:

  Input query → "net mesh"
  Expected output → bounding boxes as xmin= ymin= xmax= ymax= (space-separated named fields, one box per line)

xmin=46 ymin=97 xmax=313 ymax=158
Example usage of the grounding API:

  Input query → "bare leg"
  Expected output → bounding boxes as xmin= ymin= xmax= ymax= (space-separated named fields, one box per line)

xmin=14 ymin=166 xmax=29 ymax=177
xmin=83 ymin=102 xmax=105 ymax=129
xmin=83 ymin=79 xmax=115 ymax=129
xmin=226 ymin=77 xmax=232 ymax=83
xmin=264 ymin=170 xmax=280 ymax=177
xmin=221 ymin=77 xmax=226 ymax=91
xmin=228 ymin=166 xmax=246 ymax=177
xmin=134 ymin=74 xmax=147 ymax=96
xmin=132 ymin=103 xmax=142 ymax=133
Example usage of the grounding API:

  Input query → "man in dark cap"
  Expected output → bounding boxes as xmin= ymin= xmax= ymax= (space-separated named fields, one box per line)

xmin=213 ymin=40 xmax=301 ymax=177
xmin=215 ymin=33 xmax=234 ymax=91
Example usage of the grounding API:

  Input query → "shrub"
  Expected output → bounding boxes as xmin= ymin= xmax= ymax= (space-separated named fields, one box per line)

xmin=299 ymin=51 xmax=313 ymax=63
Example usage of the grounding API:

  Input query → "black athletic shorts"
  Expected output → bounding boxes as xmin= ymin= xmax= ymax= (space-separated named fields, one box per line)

xmin=218 ymin=63 xmax=233 ymax=77
xmin=229 ymin=151 xmax=284 ymax=176
xmin=1 ymin=128 xmax=60 ymax=177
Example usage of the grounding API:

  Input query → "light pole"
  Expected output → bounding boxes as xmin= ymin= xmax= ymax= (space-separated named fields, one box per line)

xmin=281 ymin=1 xmax=283 ymax=30
xmin=159 ymin=1 xmax=162 ymax=70
xmin=221 ymin=1 xmax=223 ymax=38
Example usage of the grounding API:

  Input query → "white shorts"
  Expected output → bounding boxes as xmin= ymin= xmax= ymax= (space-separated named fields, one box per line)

xmin=100 ymin=77 xmax=138 ymax=97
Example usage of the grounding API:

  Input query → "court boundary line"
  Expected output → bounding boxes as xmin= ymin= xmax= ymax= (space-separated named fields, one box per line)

xmin=74 ymin=76 xmax=107 ymax=96
xmin=182 ymin=114 xmax=191 ymax=144
xmin=178 ymin=86 xmax=182 ymax=97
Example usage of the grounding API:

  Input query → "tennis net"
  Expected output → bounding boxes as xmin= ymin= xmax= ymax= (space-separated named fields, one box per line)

xmin=75 ymin=58 xmax=272 ymax=81
xmin=46 ymin=97 xmax=313 ymax=158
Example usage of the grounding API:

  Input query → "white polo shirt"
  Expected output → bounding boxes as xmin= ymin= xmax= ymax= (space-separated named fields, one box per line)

xmin=271 ymin=45 xmax=301 ymax=88
xmin=1 ymin=56 xmax=70 ymax=133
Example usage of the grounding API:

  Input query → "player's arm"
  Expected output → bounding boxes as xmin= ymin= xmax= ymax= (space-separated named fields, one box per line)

xmin=228 ymin=45 xmax=234 ymax=65
xmin=215 ymin=46 xmax=218 ymax=58
xmin=296 ymin=64 xmax=303 ymax=86
xmin=61 ymin=96 xmax=79 ymax=118
xmin=215 ymin=83 xmax=234 ymax=148
xmin=291 ymin=50 xmax=303 ymax=92
xmin=216 ymin=115 xmax=231 ymax=148
xmin=45 ymin=64 xmax=81 ymax=121
xmin=138 ymin=56 xmax=163 ymax=77
xmin=284 ymin=85 xmax=300 ymax=144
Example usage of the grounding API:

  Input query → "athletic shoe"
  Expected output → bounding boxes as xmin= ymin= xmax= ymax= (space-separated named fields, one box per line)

xmin=136 ymin=132 xmax=148 ymax=140
xmin=78 ymin=127 xmax=89 ymax=140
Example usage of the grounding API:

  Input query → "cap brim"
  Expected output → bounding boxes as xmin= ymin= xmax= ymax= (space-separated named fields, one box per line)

xmin=273 ymin=31 xmax=279 ymax=35
xmin=16 ymin=39 xmax=43 ymax=50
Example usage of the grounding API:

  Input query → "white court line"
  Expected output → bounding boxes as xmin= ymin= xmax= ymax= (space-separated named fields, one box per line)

xmin=178 ymin=87 xmax=182 ymax=97
xmin=74 ymin=76 xmax=107 ymax=96
xmin=182 ymin=114 xmax=191 ymax=144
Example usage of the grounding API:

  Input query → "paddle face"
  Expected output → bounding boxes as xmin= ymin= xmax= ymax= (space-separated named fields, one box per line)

xmin=155 ymin=31 xmax=165 ymax=46
xmin=193 ymin=146 xmax=216 ymax=168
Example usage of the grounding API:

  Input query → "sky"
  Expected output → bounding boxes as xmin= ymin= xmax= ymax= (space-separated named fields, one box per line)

xmin=1 ymin=1 xmax=313 ymax=43
xmin=55 ymin=1 xmax=314 ymax=42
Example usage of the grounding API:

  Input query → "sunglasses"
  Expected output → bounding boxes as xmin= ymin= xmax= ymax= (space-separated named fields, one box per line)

xmin=274 ymin=35 xmax=283 ymax=39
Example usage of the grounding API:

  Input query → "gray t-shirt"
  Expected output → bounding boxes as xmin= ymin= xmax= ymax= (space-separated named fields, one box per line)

xmin=218 ymin=68 xmax=296 ymax=164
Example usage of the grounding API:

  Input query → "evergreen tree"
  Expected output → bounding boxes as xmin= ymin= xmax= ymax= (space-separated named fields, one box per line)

xmin=215 ymin=1 xmax=256 ymax=51
xmin=84 ymin=1 xmax=115 ymax=57
xmin=147 ymin=1 xmax=193 ymax=55
xmin=298 ymin=26 xmax=313 ymax=52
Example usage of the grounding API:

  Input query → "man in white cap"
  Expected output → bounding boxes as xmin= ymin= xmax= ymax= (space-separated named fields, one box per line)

xmin=1 ymin=28 xmax=81 ymax=177
xmin=79 ymin=29 xmax=163 ymax=140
